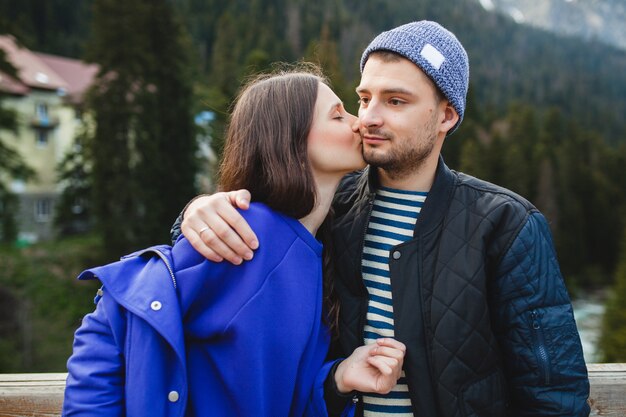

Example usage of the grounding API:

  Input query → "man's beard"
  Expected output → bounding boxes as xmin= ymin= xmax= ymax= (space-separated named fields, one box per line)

xmin=362 ymin=115 xmax=438 ymax=180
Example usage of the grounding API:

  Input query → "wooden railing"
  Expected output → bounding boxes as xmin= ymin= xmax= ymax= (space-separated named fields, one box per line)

xmin=0 ymin=373 xmax=65 ymax=417
xmin=586 ymin=363 xmax=626 ymax=416
xmin=0 ymin=364 xmax=625 ymax=416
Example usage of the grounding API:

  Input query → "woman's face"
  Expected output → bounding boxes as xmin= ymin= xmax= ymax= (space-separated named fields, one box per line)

xmin=307 ymin=82 xmax=366 ymax=178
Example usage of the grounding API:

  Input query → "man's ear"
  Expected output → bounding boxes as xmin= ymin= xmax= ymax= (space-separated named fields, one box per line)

xmin=440 ymin=102 xmax=459 ymax=135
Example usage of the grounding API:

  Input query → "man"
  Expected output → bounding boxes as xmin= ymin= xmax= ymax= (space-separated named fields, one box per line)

xmin=173 ymin=21 xmax=590 ymax=416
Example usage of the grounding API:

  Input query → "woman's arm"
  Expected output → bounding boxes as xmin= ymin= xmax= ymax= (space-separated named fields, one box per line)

xmin=63 ymin=293 xmax=126 ymax=416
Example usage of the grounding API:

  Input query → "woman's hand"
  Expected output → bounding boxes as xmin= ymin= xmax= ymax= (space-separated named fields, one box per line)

xmin=181 ymin=190 xmax=258 ymax=264
xmin=334 ymin=338 xmax=406 ymax=394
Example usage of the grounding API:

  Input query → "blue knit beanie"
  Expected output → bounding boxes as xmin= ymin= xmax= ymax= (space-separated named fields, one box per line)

xmin=360 ymin=21 xmax=469 ymax=135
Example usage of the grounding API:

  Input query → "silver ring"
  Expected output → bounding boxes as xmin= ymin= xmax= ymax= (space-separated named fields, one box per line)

xmin=198 ymin=226 xmax=210 ymax=236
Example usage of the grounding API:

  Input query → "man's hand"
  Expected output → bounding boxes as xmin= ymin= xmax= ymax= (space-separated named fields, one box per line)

xmin=181 ymin=190 xmax=258 ymax=264
xmin=334 ymin=338 xmax=406 ymax=394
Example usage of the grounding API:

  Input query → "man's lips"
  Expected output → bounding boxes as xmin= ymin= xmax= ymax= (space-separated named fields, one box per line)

xmin=362 ymin=134 xmax=388 ymax=145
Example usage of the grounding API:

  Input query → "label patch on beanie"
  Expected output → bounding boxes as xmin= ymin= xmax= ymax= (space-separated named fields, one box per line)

xmin=420 ymin=44 xmax=445 ymax=70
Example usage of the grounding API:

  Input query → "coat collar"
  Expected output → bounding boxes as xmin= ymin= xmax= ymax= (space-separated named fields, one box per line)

xmin=78 ymin=245 xmax=185 ymax=364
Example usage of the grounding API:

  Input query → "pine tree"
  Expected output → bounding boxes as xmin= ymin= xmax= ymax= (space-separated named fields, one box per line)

xmin=305 ymin=22 xmax=353 ymax=106
xmin=458 ymin=137 xmax=490 ymax=180
xmin=54 ymin=128 xmax=93 ymax=236
xmin=502 ymin=103 xmax=539 ymax=198
xmin=534 ymin=108 xmax=562 ymax=228
xmin=210 ymin=12 xmax=241 ymax=98
xmin=88 ymin=0 xmax=197 ymax=256
xmin=0 ymin=50 xmax=35 ymax=243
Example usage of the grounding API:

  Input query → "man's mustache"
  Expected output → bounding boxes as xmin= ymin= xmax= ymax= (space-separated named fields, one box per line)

xmin=361 ymin=128 xmax=393 ymax=141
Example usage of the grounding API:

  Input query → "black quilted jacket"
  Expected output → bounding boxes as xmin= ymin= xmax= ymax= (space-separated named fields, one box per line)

xmin=326 ymin=157 xmax=590 ymax=417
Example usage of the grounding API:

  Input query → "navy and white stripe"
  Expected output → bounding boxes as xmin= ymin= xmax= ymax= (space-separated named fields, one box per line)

xmin=362 ymin=187 xmax=427 ymax=416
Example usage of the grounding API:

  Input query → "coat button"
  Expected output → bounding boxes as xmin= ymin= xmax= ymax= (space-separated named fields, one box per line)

xmin=168 ymin=390 xmax=179 ymax=402
xmin=392 ymin=250 xmax=401 ymax=260
xmin=150 ymin=301 xmax=162 ymax=311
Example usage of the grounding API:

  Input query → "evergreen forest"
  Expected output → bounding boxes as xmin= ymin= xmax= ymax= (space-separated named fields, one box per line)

xmin=1 ymin=0 xmax=626 ymax=371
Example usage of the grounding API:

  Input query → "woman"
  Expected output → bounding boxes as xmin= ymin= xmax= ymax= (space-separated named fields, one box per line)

xmin=62 ymin=66 xmax=405 ymax=417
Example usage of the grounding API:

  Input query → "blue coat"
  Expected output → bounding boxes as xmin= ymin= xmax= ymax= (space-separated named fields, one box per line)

xmin=63 ymin=203 xmax=334 ymax=417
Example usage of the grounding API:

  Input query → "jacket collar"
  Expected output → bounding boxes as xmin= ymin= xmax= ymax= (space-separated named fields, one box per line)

xmin=360 ymin=155 xmax=456 ymax=235
xmin=416 ymin=155 xmax=456 ymax=234
xmin=78 ymin=245 xmax=186 ymax=363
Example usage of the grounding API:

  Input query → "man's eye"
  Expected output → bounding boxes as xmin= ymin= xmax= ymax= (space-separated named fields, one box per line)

xmin=358 ymin=97 xmax=370 ymax=105
xmin=389 ymin=99 xmax=403 ymax=105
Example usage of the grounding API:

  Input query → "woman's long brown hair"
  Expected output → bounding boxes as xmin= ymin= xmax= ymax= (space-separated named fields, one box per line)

xmin=218 ymin=65 xmax=340 ymax=336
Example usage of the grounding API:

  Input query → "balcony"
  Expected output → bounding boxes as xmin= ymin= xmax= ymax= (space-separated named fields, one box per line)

xmin=30 ymin=114 xmax=59 ymax=129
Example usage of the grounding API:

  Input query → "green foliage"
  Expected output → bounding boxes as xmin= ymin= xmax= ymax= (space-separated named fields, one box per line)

xmin=0 ymin=0 xmax=92 ymax=58
xmin=304 ymin=23 xmax=355 ymax=110
xmin=0 ymin=47 xmax=17 ymax=77
xmin=599 ymin=227 xmax=626 ymax=362
xmin=55 ymin=128 xmax=93 ymax=236
xmin=458 ymin=137 xmax=489 ymax=179
xmin=0 ymin=235 xmax=105 ymax=372
xmin=0 ymin=50 xmax=35 ymax=243
xmin=0 ymin=189 xmax=18 ymax=242
xmin=552 ymin=128 xmax=623 ymax=284
xmin=453 ymin=102 xmax=626 ymax=286
xmin=88 ymin=0 xmax=198 ymax=257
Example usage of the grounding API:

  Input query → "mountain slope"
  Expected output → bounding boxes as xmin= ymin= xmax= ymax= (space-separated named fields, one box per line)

xmin=476 ymin=0 xmax=626 ymax=50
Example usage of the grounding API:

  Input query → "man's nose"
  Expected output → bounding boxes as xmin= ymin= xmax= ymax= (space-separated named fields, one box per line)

xmin=359 ymin=103 xmax=383 ymax=128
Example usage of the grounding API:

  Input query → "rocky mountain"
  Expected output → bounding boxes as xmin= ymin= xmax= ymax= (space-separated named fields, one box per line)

xmin=476 ymin=0 xmax=626 ymax=50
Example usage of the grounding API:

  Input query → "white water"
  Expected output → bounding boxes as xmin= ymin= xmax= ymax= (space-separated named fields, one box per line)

xmin=572 ymin=292 xmax=607 ymax=363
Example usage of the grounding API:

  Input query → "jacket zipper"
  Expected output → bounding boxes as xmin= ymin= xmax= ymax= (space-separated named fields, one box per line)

xmin=91 ymin=248 xmax=177 ymax=303
xmin=152 ymin=249 xmax=177 ymax=289
xmin=128 ymin=248 xmax=178 ymax=289
xmin=411 ymin=217 xmax=434 ymax=417
xmin=530 ymin=310 xmax=550 ymax=385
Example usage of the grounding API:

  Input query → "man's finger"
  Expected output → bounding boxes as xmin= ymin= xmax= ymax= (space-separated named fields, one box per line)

xmin=185 ymin=231 xmax=224 ymax=262
xmin=182 ymin=213 xmax=244 ymax=264
xmin=226 ymin=190 xmax=251 ymax=210
xmin=196 ymin=225 xmax=244 ymax=265
xmin=181 ymin=218 xmax=242 ymax=265
xmin=210 ymin=201 xmax=259 ymax=253
xmin=181 ymin=191 xmax=259 ymax=263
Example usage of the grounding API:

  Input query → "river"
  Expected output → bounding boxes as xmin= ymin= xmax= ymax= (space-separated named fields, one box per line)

xmin=572 ymin=291 xmax=607 ymax=363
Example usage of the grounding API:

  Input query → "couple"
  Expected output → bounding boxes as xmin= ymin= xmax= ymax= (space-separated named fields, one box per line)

xmin=63 ymin=21 xmax=590 ymax=417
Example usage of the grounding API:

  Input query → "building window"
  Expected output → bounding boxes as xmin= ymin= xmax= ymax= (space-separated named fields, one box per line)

xmin=35 ymin=102 xmax=49 ymax=120
xmin=36 ymin=129 xmax=49 ymax=147
xmin=32 ymin=102 xmax=57 ymax=129
xmin=35 ymin=198 xmax=53 ymax=222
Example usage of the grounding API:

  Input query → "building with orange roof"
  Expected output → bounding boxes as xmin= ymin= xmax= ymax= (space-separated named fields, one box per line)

xmin=0 ymin=35 xmax=97 ymax=242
